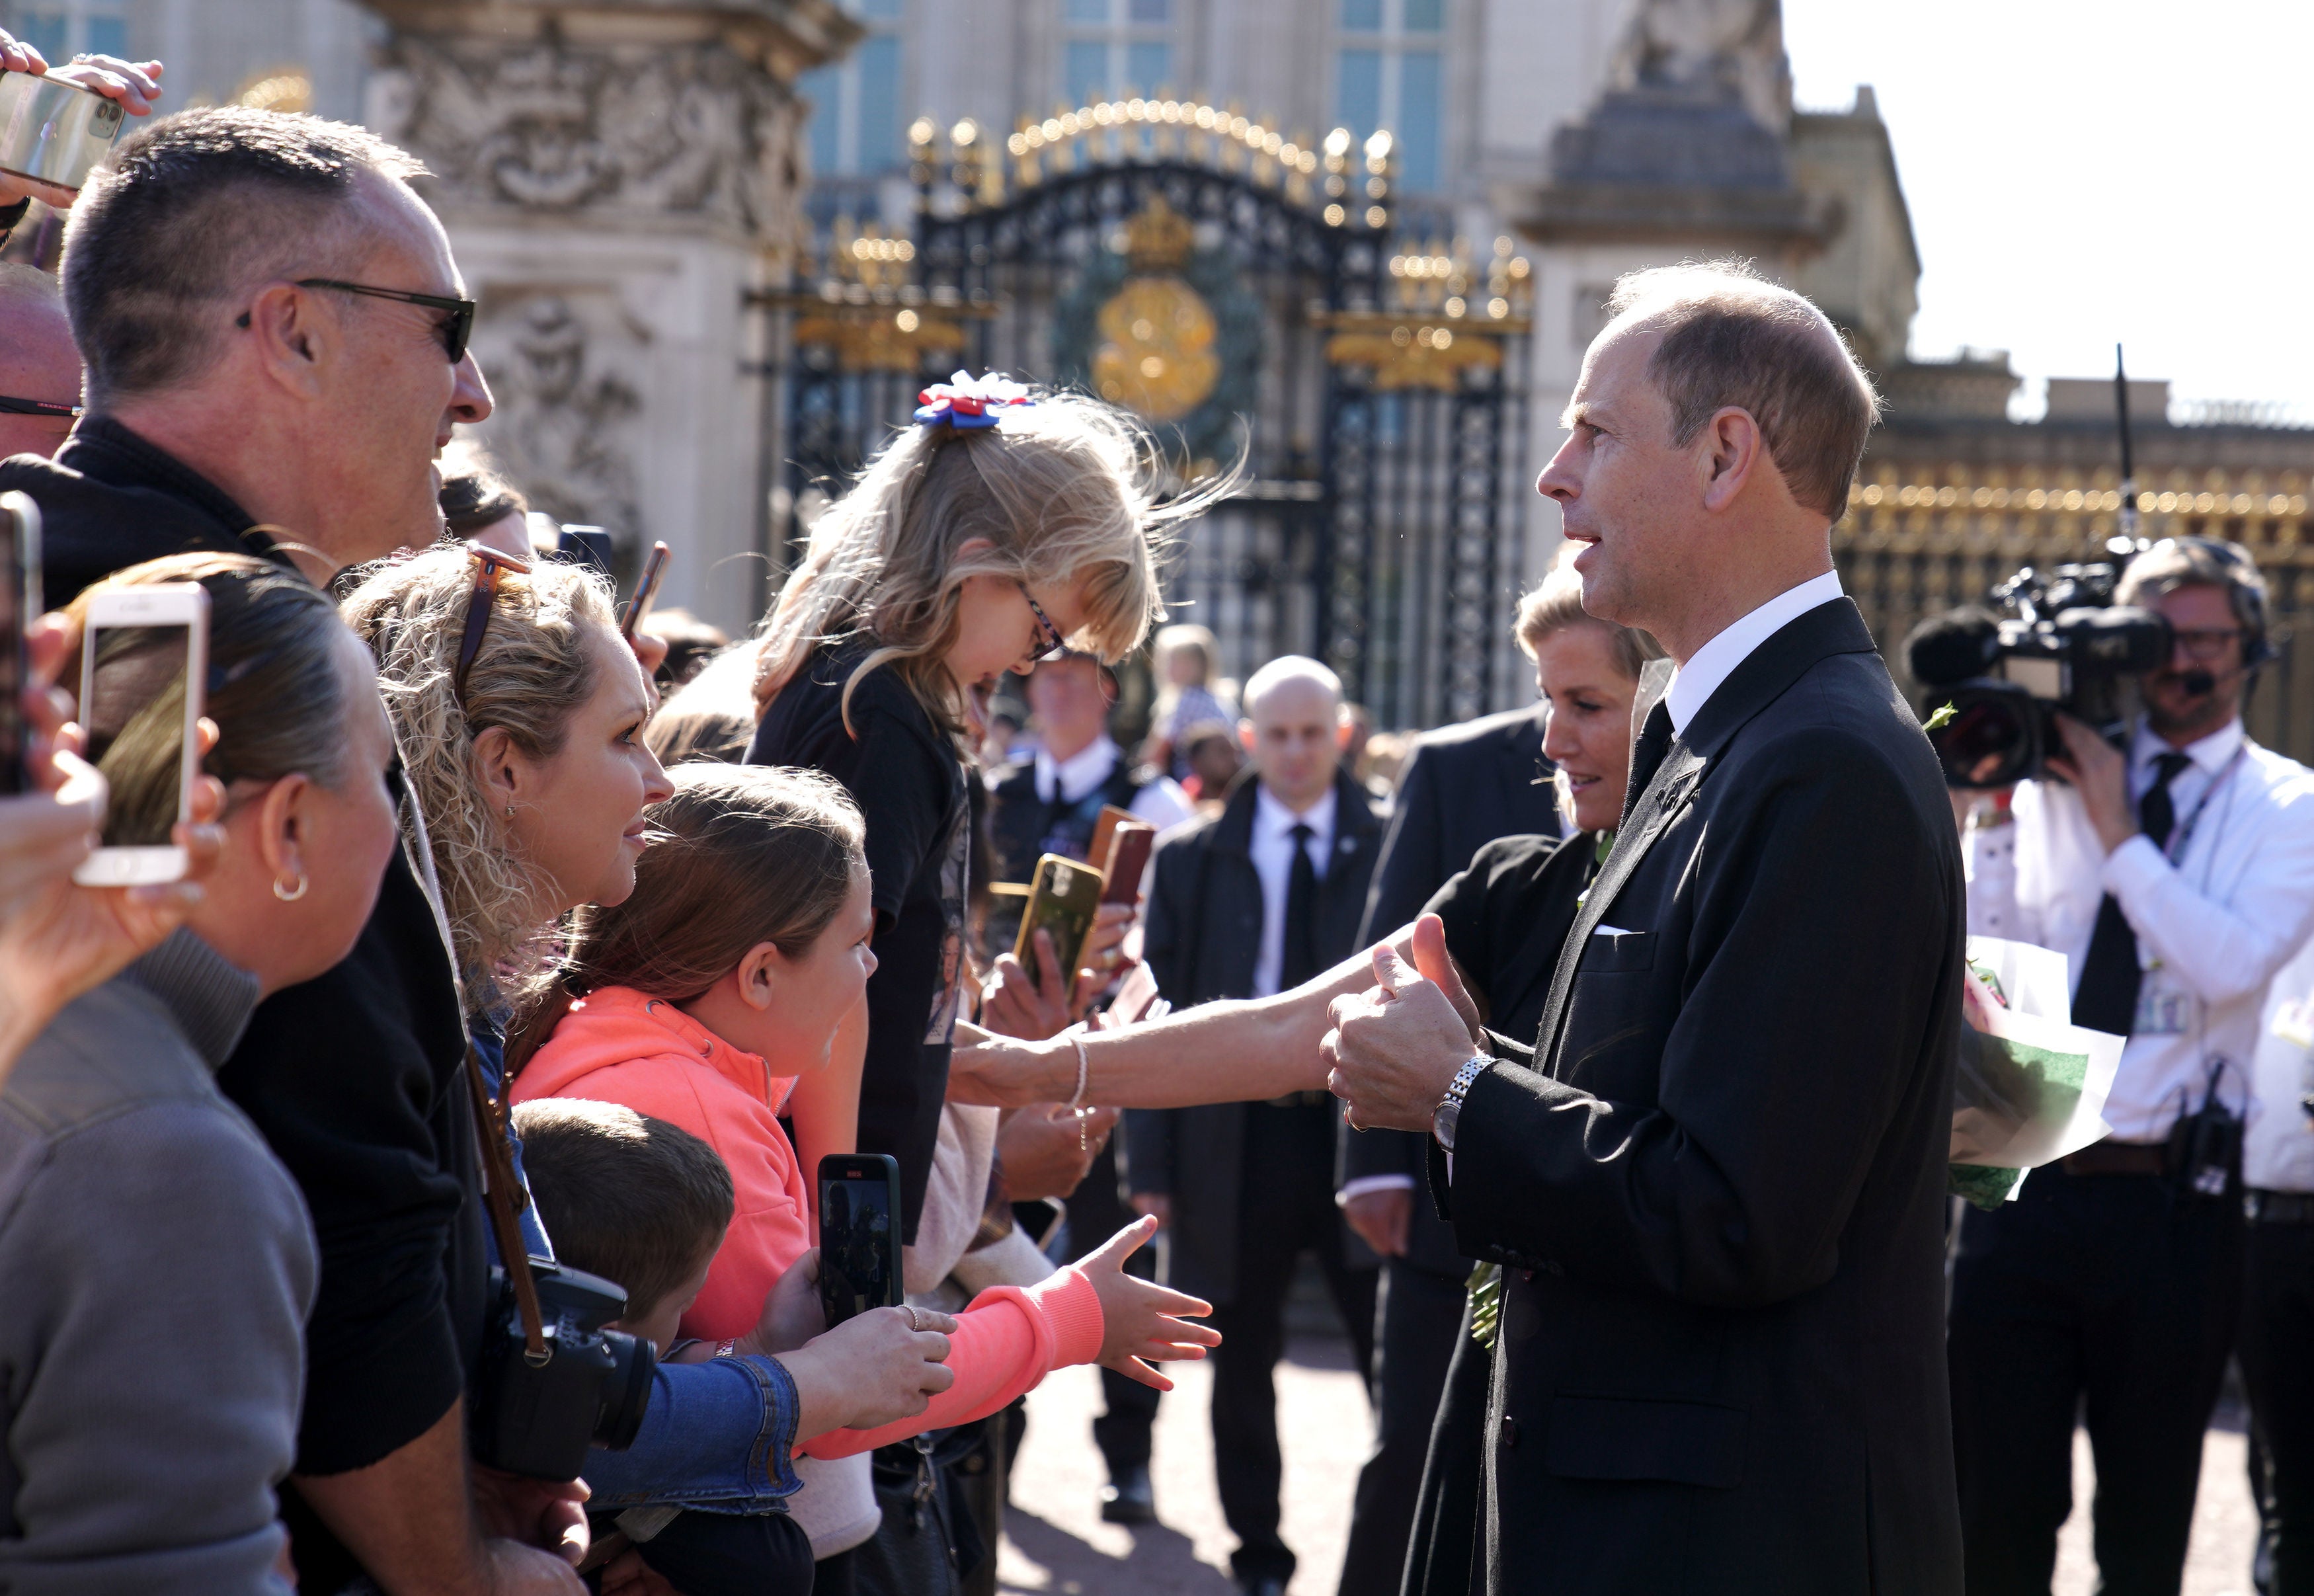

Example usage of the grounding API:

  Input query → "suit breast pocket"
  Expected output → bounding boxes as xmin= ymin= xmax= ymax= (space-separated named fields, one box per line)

xmin=1581 ymin=930 xmax=1656 ymax=974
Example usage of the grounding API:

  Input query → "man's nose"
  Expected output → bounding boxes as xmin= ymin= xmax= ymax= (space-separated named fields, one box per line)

xmin=1536 ymin=437 xmax=1581 ymax=502
xmin=451 ymin=351 xmax=495 ymax=425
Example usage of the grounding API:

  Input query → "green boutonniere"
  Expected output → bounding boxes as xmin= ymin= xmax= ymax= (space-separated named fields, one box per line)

xmin=1923 ymin=702 xmax=1958 ymax=733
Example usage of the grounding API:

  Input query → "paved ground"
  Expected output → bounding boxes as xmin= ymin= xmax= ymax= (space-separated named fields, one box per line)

xmin=998 ymin=1334 xmax=2266 ymax=1596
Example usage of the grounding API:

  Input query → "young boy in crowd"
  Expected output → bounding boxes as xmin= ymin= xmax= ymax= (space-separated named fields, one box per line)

xmin=514 ymin=1098 xmax=813 ymax=1595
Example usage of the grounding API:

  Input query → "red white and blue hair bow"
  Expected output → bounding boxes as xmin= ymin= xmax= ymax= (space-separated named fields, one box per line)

xmin=914 ymin=371 xmax=1033 ymax=430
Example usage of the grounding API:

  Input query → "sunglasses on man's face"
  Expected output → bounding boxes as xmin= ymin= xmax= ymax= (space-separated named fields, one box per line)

xmin=0 ymin=395 xmax=82 ymax=420
xmin=235 ymin=278 xmax=478 ymax=365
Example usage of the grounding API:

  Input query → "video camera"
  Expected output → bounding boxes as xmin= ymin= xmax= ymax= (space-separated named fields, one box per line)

xmin=1905 ymin=561 xmax=2172 ymax=789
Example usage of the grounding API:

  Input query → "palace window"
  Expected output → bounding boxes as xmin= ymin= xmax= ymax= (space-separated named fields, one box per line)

xmin=1 ymin=0 xmax=129 ymax=63
xmin=1062 ymin=0 xmax=1174 ymax=106
xmin=1336 ymin=0 xmax=1442 ymax=192
xmin=800 ymin=0 xmax=906 ymax=177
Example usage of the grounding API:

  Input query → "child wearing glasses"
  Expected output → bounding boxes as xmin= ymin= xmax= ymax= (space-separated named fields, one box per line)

xmin=742 ymin=376 xmax=1226 ymax=1281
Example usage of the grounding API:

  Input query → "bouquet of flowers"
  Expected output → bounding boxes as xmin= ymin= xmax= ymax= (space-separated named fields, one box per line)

xmin=1948 ymin=936 xmax=2127 ymax=1209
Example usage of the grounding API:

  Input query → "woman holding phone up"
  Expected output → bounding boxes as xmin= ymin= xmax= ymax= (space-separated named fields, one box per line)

xmin=0 ymin=553 xmax=403 ymax=1593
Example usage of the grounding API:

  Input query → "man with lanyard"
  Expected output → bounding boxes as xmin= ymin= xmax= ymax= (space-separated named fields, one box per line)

xmin=1954 ymin=536 xmax=2314 ymax=1595
xmin=983 ymin=649 xmax=1191 ymax=1523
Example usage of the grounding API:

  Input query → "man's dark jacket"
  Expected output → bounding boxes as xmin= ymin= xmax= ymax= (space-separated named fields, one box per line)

xmin=1123 ymin=767 xmax=1384 ymax=1304
xmin=1434 ymin=599 xmax=1965 ymax=1593
xmin=1345 ymin=703 xmax=1556 ymax=1279
xmin=0 ymin=423 xmax=486 ymax=1588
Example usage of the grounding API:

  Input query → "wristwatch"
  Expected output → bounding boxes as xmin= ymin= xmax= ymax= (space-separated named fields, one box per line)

xmin=1432 ymin=1053 xmax=1492 ymax=1151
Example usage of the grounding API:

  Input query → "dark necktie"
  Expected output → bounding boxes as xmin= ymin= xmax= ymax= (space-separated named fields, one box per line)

xmin=1623 ymin=701 xmax=1676 ymax=824
xmin=2070 ymin=750 xmax=2194 ymax=1036
xmin=1280 ymin=821 xmax=1320 ymax=990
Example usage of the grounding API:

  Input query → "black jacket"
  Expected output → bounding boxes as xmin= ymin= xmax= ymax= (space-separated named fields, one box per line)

xmin=1344 ymin=832 xmax=1590 ymax=1279
xmin=1343 ymin=704 xmax=1559 ymax=1279
xmin=0 ymin=417 xmax=284 ymax=605
xmin=1435 ymin=600 xmax=1965 ymax=1593
xmin=1123 ymin=768 xmax=1385 ymax=1304
xmin=0 ymin=424 xmax=485 ymax=1591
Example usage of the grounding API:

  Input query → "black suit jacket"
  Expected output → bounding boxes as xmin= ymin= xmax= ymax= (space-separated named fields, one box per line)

xmin=1343 ymin=705 xmax=1558 ymax=1279
xmin=1436 ymin=600 xmax=1965 ymax=1594
xmin=1123 ymin=768 xmax=1386 ymax=1304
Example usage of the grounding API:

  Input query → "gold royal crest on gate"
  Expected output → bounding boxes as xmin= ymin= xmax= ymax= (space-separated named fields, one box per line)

xmin=1090 ymin=198 xmax=1219 ymax=422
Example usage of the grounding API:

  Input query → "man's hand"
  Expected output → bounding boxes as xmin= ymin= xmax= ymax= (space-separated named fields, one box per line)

xmin=781 ymin=1304 xmax=959 ymax=1438
xmin=471 ymin=1468 xmax=588 ymax=1566
xmin=1324 ymin=940 xmax=1480 ymax=1134
xmin=598 ymin=1549 xmax=679 ymax=1596
xmin=2046 ymin=715 xmax=2136 ymax=855
xmin=1341 ymin=1187 xmax=1411 ymax=1257
xmin=0 ymin=38 xmax=165 ymax=209
xmin=998 ymin=1102 xmax=1117 ymax=1200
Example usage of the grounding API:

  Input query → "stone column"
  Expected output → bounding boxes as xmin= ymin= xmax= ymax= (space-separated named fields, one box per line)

xmin=360 ymin=0 xmax=860 ymax=634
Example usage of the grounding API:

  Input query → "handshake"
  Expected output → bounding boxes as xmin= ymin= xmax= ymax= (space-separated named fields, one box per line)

xmin=1322 ymin=914 xmax=1492 ymax=1137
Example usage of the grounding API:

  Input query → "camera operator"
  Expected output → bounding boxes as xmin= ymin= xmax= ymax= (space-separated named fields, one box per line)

xmin=1952 ymin=536 xmax=2314 ymax=1594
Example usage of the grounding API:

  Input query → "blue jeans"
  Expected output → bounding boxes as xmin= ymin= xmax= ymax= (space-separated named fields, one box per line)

xmin=582 ymin=1353 xmax=805 ymax=1511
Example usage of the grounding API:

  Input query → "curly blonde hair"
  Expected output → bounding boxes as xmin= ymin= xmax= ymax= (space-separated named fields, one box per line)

xmin=339 ymin=545 xmax=619 ymax=990
xmin=753 ymin=388 xmax=1232 ymax=737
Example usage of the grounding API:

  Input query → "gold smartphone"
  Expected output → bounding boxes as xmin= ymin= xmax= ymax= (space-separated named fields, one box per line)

xmin=1014 ymin=853 xmax=1103 ymax=992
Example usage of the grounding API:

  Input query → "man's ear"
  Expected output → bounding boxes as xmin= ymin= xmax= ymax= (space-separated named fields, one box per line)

xmin=242 ymin=282 xmax=336 ymax=399
xmin=1699 ymin=405 xmax=1766 ymax=513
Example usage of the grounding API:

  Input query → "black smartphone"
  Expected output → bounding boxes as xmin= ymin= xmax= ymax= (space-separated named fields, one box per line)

xmin=817 ymin=1152 xmax=904 ymax=1328
xmin=0 ymin=491 xmax=41 ymax=795
xmin=1012 ymin=1197 xmax=1066 ymax=1252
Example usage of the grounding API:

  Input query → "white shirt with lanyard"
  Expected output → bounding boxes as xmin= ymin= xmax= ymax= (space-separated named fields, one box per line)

xmin=1974 ymin=715 xmax=2314 ymax=1142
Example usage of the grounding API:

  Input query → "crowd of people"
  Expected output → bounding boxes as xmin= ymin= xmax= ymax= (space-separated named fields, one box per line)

xmin=5 ymin=34 xmax=2314 ymax=1596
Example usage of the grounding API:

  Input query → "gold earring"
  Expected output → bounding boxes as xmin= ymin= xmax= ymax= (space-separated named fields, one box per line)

xmin=272 ymin=870 xmax=309 ymax=902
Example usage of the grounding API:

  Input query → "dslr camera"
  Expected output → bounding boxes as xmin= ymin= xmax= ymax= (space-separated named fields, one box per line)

xmin=1905 ymin=561 xmax=2171 ymax=789
xmin=471 ymin=1259 xmax=655 ymax=1480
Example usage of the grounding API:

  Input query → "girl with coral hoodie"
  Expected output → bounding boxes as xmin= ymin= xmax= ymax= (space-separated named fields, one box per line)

xmin=508 ymin=762 xmax=1217 ymax=1469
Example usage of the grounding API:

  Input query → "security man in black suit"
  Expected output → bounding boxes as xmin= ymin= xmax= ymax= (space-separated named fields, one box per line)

xmin=1326 ymin=264 xmax=1966 ymax=1593
xmin=1336 ymin=699 xmax=1555 ymax=1596
xmin=1127 ymin=655 xmax=1386 ymax=1596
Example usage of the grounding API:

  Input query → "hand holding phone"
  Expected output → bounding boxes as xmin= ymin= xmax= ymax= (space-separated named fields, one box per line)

xmin=621 ymin=540 xmax=670 ymax=643
xmin=72 ymin=582 xmax=206 ymax=886
xmin=817 ymin=1153 xmax=905 ymax=1328
xmin=1014 ymin=854 xmax=1102 ymax=994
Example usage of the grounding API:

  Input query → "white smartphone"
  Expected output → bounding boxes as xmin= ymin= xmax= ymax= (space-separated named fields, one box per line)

xmin=73 ymin=582 xmax=208 ymax=887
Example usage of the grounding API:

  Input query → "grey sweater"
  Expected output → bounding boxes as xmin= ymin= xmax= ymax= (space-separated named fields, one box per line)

xmin=0 ymin=931 xmax=317 ymax=1594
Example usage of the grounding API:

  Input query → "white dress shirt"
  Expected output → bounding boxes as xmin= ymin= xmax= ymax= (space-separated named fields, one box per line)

xmin=1032 ymin=735 xmax=1198 ymax=834
xmin=1966 ymin=717 xmax=2314 ymax=1142
xmin=1664 ymin=569 xmax=1847 ymax=735
xmin=2245 ymin=932 xmax=2314 ymax=1192
xmin=1249 ymin=782 xmax=1338 ymax=999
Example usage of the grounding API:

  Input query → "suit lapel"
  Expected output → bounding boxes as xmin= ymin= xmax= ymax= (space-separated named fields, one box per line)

xmin=1529 ymin=740 xmax=1707 ymax=1077
xmin=1518 ymin=597 xmax=1880 ymax=1078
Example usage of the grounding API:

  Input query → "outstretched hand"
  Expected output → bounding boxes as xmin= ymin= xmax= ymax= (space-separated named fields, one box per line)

xmin=1324 ymin=922 xmax=1482 ymax=1134
xmin=1078 ymin=1215 xmax=1220 ymax=1390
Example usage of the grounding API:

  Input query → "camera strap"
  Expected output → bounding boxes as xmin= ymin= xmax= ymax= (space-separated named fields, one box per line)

xmin=465 ymin=1041 xmax=551 ymax=1365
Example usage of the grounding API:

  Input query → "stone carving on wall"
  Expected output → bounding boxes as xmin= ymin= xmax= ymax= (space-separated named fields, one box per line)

xmin=1608 ymin=0 xmax=1790 ymax=134
xmin=366 ymin=35 xmax=805 ymax=242
xmin=477 ymin=295 xmax=643 ymax=538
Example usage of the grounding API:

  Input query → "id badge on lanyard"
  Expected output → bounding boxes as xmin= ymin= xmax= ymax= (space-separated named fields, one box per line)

xmin=2131 ymin=745 xmax=2246 ymax=1041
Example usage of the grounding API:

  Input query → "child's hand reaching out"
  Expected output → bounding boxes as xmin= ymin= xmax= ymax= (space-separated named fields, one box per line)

xmin=1078 ymin=1215 xmax=1220 ymax=1390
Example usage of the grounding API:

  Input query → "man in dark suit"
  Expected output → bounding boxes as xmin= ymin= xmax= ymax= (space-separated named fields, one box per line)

xmin=1127 ymin=655 xmax=1386 ymax=1596
xmin=1325 ymin=262 xmax=1966 ymax=1594
xmin=1336 ymin=701 xmax=1556 ymax=1596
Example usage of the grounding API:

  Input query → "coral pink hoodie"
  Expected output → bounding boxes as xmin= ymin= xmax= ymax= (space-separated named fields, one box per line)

xmin=510 ymin=986 xmax=1103 ymax=1458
